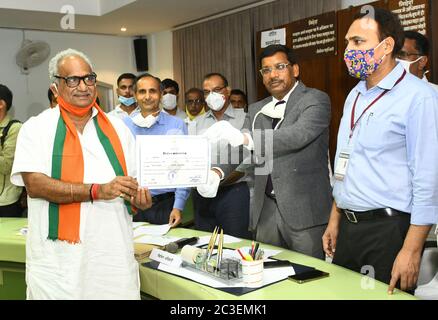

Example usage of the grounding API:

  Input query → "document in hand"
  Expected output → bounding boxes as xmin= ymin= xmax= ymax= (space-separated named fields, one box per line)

xmin=136 ymin=135 xmax=211 ymax=189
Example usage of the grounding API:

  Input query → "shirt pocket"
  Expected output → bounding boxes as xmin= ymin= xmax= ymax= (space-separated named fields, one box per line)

xmin=357 ymin=117 xmax=405 ymax=150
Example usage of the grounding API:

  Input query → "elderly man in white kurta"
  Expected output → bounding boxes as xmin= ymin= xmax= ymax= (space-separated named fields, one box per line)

xmin=11 ymin=49 xmax=152 ymax=300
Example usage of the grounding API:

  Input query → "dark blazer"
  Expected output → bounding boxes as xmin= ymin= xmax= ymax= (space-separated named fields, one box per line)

xmin=244 ymin=82 xmax=333 ymax=231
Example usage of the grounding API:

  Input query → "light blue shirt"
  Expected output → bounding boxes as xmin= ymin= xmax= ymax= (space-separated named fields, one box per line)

xmin=123 ymin=111 xmax=190 ymax=211
xmin=333 ymin=63 xmax=438 ymax=225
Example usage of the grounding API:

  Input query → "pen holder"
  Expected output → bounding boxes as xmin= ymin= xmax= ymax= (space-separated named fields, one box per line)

xmin=241 ymin=259 xmax=264 ymax=288
xmin=181 ymin=245 xmax=242 ymax=282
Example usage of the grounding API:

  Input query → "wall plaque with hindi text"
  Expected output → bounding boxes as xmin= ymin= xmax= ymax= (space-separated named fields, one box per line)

xmin=389 ymin=0 xmax=429 ymax=35
xmin=291 ymin=12 xmax=337 ymax=60
xmin=261 ymin=28 xmax=286 ymax=48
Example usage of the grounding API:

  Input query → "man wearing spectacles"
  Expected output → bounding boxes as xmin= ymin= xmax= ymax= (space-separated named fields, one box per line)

xmin=193 ymin=73 xmax=250 ymax=239
xmin=10 ymin=49 xmax=153 ymax=299
xmin=396 ymin=31 xmax=438 ymax=92
xmin=198 ymin=46 xmax=332 ymax=257
xmin=184 ymin=88 xmax=206 ymax=135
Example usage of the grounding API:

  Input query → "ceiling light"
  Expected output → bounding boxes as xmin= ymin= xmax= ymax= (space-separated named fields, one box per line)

xmin=121 ymin=27 xmax=127 ymax=32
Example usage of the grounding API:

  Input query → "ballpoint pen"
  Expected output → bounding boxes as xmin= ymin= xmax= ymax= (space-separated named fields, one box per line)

xmin=216 ymin=228 xmax=224 ymax=271
xmin=237 ymin=248 xmax=247 ymax=261
xmin=207 ymin=227 xmax=219 ymax=261
xmin=252 ymin=242 xmax=260 ymax=259
xmin=207 ymin=226 xmax=218 ymax=253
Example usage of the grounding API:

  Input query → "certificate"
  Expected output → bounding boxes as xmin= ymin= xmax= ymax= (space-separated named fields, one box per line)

xmin=136 ymin=135 xmax=210 ymax=189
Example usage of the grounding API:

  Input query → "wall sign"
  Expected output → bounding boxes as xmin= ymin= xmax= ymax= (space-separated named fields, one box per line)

xmin=291 ymin=11 xmax=337 ymax=59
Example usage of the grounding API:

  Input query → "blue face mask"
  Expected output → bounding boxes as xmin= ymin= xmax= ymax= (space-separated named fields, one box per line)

xmin=118 ymin=95 xmax=136 ymax=106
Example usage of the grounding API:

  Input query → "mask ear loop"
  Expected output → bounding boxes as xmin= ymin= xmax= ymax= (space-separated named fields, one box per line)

xmin=252 ymin=110 xmax=264 ymax=134
xmin=374 ymin=39 xmax=390 ymax=64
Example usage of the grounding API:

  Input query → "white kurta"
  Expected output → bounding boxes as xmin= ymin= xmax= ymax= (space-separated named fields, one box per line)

xmin=11 ymin=107 xmax=140 ymax=300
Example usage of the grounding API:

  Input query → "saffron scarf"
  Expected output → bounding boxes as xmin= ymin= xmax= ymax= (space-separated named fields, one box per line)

xmin=48 ymin=96 xmax=132 ymax=243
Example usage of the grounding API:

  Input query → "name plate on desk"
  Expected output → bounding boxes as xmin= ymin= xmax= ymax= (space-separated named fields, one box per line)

xmin=149 ymin=249 xmax=182 ymax=268
xmin=136 ymin=135 xmax=211 ymax=189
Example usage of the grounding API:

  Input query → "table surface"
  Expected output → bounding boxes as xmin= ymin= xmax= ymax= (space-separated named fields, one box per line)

xmin=0 ymin=218 xmax=417 ymax=300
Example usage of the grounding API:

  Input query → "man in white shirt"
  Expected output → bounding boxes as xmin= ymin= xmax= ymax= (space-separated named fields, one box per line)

xmin=184 ymin=87 xmax=206 ymax=135
xmin=193 ymin=73 xmax=250 ymax=239
xmin=108 ymin=73 xmax=139 ymax=119
xmin=11 ymin=49 xmax=152 ymax=300
xmin=397 ymin=31 xmax=438 ymax=92
xmin=161 ymin=78 xmax=186 ymax=120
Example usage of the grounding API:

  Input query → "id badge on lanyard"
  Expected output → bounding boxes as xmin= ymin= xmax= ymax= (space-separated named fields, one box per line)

xmin=334 ymin=70 xmax=406 ymax=182
xmin=334 ymin=144 xmax=353 ymax=181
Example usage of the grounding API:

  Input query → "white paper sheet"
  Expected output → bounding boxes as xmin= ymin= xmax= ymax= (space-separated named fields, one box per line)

xmin=134 ymin=235 xmax=181 ymax=246
xmin=157 ymin=261 xmax=295 ymax=289
xmin=133 ymin=224 xmax=171 ymax=237
xmin=133 ymin=222 xmax=148 ymax=229
xmin=136 ymin=135 xmax=211 ymax=189
xmin=195 ymin=235 xmax=243 ymax=247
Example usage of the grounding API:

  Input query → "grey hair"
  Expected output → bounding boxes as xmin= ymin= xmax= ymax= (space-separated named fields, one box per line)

xmin=48 ymin=48 xmax=94 ymax=83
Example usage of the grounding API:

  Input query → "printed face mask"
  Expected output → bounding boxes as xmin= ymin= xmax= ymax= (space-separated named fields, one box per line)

xmin=161 ymin=93 xmax=178 ymax=110
xmin=344 ymin=41 xmax=386 ymax=80
xmin=205 ymin=92 xmax=226 ymax=111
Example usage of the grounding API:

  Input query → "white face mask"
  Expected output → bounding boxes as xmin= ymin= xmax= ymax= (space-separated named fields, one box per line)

xmin=206 ymin=92 xmax=226 ymax=111
xmin=161 ymin=93 xmax=178 ymax=110
xmin=396 ymin=57 xmax=423 ymax=74
xmin=260 ymin=101 xmax=286 ymax=119
xmin=132 ymin=112 xmax=157 ymax=128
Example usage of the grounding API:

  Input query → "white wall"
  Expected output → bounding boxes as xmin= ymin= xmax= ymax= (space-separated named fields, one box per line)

xmin=341 ymin=0 xmax=374 ymax=9
xmin=0 ymin=27 xmax=174 ymax=122
xmin=0 ymin=28 xmax=137 ymax=121
xmin=146 ymin=30 xmax=173 ymax=81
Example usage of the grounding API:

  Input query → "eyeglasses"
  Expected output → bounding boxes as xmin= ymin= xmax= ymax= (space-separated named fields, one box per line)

xmin=203 ymin=86 xmax=225 ymax=96
xmin=397 ymin=51 xmax=422 ymax=60
xmin=259 ymin=63 xmax=290 ymax=76
xmin=186 ymin=99 xmax=203 ymax=105
xmin=54 ymin=72 xmax=97 ymax=88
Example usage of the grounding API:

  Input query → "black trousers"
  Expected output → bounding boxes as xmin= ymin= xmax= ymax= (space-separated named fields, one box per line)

xmin=133 ymin=194 xmax=174 ymax=224
xmin=0 ymin=200 xmax=23 ymax=217
xmin=193 ymin=182 xmax=251 ymax=239
xmin=333 ymin=213 xmax=411 ymax=286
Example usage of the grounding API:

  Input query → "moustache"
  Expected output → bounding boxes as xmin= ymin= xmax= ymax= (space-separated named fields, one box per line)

xmin=140 ymin=100 xmax=156 ymax=105
xmin=269 ymin=79 xmax=283 ymax=86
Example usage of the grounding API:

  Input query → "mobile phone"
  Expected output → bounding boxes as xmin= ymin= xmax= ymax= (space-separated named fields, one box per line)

xmin=288 ymin=269 xmax=329 ymax=283
xmin=264 ymin=260 xmax=292 ymax=268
